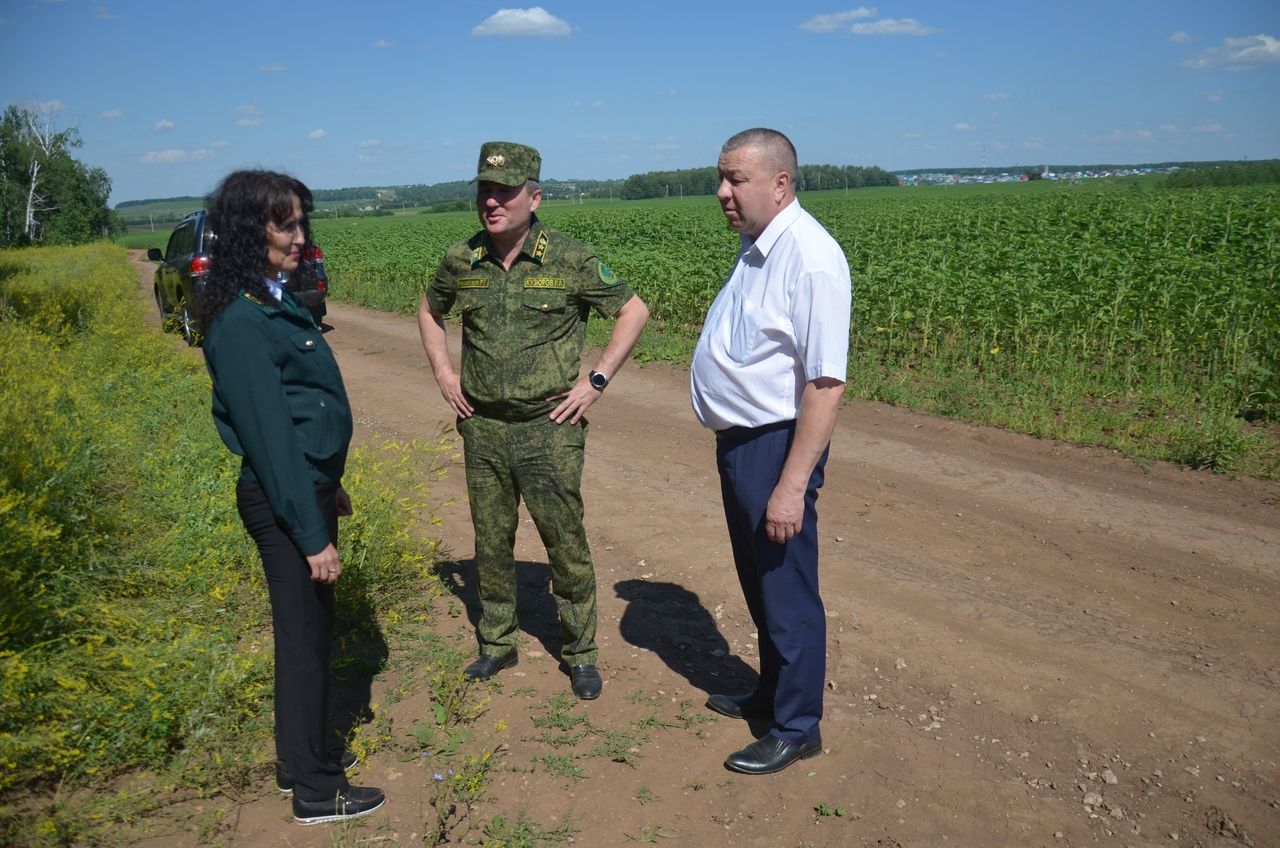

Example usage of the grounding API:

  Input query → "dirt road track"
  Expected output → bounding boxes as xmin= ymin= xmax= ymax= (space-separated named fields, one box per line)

xmin=132 ymin=252 xmax=1279 ymax=847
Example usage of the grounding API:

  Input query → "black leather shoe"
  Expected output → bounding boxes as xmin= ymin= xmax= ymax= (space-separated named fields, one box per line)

xmin=569 ymin=664 xmax=602 ymax=700
xmin=464 ymin=651 xmax=517 ymax=681
xmin=706 ymin=691 xmax=771 ymax=720
xmin=292 ymin=785 xmax=385 ymax=824
xmin=724 ymin=731 xmax=822 ymax=775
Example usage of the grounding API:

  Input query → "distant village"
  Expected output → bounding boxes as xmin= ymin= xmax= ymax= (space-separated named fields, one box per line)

xmin=896 ymin=165 xmax=1180 ymax=186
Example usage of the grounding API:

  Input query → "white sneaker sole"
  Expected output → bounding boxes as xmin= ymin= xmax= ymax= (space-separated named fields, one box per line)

xmin=293 ymin=797 xmax=385 ymax=825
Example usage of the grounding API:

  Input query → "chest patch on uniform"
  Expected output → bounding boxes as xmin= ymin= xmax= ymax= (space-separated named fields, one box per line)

xmin=597 ymin=262 xmax=620 ymax=286
xmin=469 ymin=246 xmax=486 ymax=267
xmin=458 ymin=277 xmax=488 ymax=289
xmin=524 ymin=277 xmax=565 ymax=289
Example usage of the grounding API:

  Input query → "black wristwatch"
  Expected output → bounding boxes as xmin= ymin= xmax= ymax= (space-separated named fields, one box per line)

xmin=589 ymin=370 xmax=610 ymax=391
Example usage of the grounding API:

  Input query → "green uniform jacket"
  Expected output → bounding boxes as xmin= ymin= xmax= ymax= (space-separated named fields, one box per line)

xmin=426 ymin=217 xmax=635 ymax=421
xmin=203 ymin=289 xmax=353 ymax=555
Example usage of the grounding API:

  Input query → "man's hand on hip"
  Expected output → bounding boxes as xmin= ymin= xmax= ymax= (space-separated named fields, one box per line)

xmin=547 ymin=376 xmax=601 ymax=425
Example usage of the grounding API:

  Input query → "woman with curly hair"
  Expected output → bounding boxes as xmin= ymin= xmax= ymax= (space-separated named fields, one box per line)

xmin=199 ymin=170 xmax=384 ymax=825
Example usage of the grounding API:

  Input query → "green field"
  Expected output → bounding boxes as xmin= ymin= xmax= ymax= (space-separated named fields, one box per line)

xmin=312 ymin=179 xmax=1279 ymax=476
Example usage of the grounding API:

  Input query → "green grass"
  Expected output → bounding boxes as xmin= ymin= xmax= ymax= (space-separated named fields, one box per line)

xmin=114 ymin=230 xmax=167 ymax=250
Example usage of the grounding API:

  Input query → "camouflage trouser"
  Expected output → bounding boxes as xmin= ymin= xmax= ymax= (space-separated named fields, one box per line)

xmin=456 ymin=414 xmax=598 ymax=665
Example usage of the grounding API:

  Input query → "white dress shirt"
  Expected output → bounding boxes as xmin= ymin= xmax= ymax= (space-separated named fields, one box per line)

xmin=690 ymin=199 xmax=851 ymax=431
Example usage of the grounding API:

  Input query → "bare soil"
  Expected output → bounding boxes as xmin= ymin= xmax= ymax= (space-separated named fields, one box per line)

xmin=129 ymin=253 xmax=1280 ymax=847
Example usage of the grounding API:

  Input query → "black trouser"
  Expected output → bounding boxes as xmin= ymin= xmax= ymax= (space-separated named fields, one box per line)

xmin=236 ymin=480 xmax=346 ymax=802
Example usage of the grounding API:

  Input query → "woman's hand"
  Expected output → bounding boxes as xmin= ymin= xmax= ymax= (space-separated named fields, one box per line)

xmin=306 ymin=543 xmax=342 ymax=584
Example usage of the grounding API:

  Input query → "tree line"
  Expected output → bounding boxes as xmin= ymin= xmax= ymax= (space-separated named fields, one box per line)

xmin=0 ymin=105 xmax=124 ymax=249
xmin=618 ymin=164 xmax=897 ymax=200
xmin=1164 ymin=160 xmax=1280 ymax=188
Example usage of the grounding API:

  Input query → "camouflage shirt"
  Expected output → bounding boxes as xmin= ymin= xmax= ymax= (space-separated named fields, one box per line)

xmin=427 ymin=217 xmax=635 ymax=421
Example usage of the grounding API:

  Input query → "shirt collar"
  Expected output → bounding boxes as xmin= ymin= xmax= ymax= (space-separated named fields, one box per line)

xmin=743 ymin=198 xmax=801 ymax=258
xmin=473 ymin=215 xmax=550 ymax=267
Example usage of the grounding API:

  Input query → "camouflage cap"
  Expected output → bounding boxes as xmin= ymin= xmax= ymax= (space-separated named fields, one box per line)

xmin=473 ymin=141 xmax=541 ymax=186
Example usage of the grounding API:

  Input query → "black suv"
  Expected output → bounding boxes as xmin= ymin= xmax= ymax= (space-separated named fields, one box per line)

xmin=147 ymin=210 xmax=329 ymax=345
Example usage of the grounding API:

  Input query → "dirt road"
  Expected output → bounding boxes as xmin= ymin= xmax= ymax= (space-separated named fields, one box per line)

xmin=133 ymin=254 xmax=1278 ymax=847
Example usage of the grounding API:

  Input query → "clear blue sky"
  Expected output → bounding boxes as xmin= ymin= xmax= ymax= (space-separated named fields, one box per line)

xmin=2 ymin=1 xmax=1277 ymax=204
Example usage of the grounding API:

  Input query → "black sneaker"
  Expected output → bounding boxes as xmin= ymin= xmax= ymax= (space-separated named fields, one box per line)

xmin=292 ymin=785 xmax=385 ymax=825
xmin=276 ymin=749 xmax=359 ymax=796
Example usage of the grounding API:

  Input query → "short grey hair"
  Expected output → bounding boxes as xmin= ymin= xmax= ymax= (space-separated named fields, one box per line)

xmin=721 ymin=128 xmax=798 ymax=180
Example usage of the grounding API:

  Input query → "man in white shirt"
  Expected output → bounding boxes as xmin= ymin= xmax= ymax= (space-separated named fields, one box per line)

xmin=690 ymin=128 xmax=851 ymax=775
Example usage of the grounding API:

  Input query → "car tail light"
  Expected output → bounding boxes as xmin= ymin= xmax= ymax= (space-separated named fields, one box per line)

xmin=316 ymin=279 xmax=327 ymax=293
xmin=304 ymin=245 xmax=324 ymax=261
xmin=191 ymin=256 xmax=211 ymax=274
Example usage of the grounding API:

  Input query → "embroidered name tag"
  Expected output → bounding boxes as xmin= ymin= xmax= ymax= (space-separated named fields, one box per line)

xmin=524 ymin=277 xmax=565 ymax=289
xmin=458 ymin=277 xmax=488 ymax=289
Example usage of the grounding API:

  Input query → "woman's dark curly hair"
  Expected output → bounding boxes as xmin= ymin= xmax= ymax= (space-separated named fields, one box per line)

xmin=199 ymin=169 xmax=318 ymax=330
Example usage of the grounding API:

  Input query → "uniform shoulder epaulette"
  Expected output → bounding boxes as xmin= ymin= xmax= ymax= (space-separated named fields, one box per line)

xmin=531 ymin=230 xmax=550 ymax=265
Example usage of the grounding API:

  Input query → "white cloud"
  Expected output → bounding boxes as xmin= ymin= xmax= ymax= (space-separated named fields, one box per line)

xmin=1182 ymin=34 xmax=1280 ymax=71
xmin=235 ymin=103 xmax=265 ymax=127
xmin=653 ymin=142 xmax=679 ymax=150
xmin=141 ymin=148 xmax=213 ymax=165
xmin=358 ymin=139 xmax=381 ymax=148
xmin=851 ymin=18 xmax=938 ymax=36
xmin=154 ymin=118 xmax=174 ymax=132
xmin=953 ymin=122 xmax=973 ymax=131
xmin=981 ymin=92 xmax=1010 ymax=101
xmin=1169 ymin=31 xmax=1194 ymax=44
xmin=372 ymin=39 xmax=392 ymax=49
xmin=901 ymin=132 xmax=924 ymax=139
xmin=101 ymin=108 xmax=123 ymax=119
xmin=798 ymin=8 xmax=877 ymax=33
xmin=35 ymin=99 xmax=64 ymax=114
xmin=356 ymin=153 xmax=377 ymax=162
xmin=308 ymin=129 xmax=326 ymax=140
xmin=259 ymin=63 xmax=287 ymax=73
xmin=1192 ymin=121 xmax=1223 ymax=133
xmin=1159 ymin=123 xmax=1178 ymax=133
xmin=472 ymin=7 xmax=571 ymax=38
xmin=1021 ymin=137 xmax=1045 ymax=150
xmin=656 ymin=88 xmax=679 ymax=97
xmin=95 ymin=5 xmax=118 ymax=20
xmin=1204 ymin=90 xmax=1224 ymax=102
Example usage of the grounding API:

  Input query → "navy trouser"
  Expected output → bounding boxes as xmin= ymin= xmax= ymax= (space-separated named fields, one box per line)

xmin=236 ymin=480 xmax=347 ymax=802
xmin=716 ymin=420 xmax=827 ymax=743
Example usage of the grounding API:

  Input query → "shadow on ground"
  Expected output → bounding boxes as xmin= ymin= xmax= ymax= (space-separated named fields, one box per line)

xmin=615 ymin=578 xmax=758 ymax=696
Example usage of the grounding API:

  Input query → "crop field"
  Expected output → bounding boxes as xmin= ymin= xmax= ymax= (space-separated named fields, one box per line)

xmin=318 ymin=181 xmax=1278 ymax=473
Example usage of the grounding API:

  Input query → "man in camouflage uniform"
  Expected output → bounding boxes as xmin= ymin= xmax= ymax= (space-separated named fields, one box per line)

xmin=418 ymin=141 xmax=649 ymax=699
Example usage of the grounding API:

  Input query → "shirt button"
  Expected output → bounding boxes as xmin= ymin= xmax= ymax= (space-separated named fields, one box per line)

xmin=541 ymin=303 xmax=549 ymax=310
xmin=305 ymin=339 xmax=315 ymax=347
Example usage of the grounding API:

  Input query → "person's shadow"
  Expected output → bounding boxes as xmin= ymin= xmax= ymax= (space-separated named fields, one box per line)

xmin=329 ymin=582 xmax=389 ymax=751
xmin=615 ymin=578 xmax=757 ymax=697
xmin=436 ymin=558 xmax=565 ymax=659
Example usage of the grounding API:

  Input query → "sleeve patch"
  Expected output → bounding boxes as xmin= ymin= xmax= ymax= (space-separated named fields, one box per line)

xmin=597 ymin=262 xmax=620 ymax=286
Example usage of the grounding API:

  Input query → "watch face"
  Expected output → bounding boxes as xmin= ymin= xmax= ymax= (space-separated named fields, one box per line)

xmin=590 ymin=371 xmax=608 ymax=389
